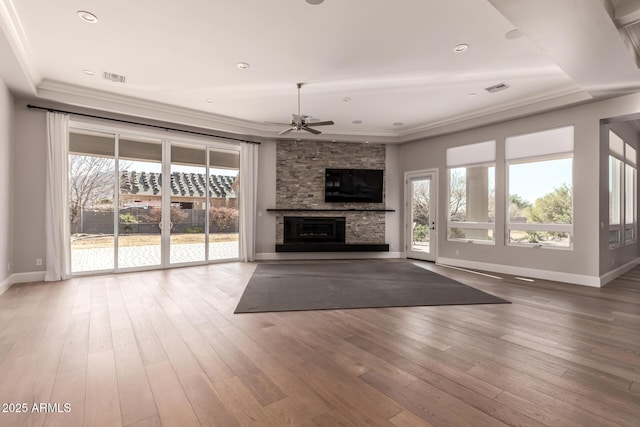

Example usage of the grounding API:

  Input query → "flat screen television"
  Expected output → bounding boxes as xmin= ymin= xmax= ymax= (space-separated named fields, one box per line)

xmin=324 ymin=168 xmax=384 ymax=203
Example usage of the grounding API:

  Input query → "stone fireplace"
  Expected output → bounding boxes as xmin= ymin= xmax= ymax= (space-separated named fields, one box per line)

xmin=274 ymin=140 xmax=390 ymax=252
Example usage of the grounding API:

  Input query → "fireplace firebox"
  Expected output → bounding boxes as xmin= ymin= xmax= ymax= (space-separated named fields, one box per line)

xmin=283 ymin=216 xmax=346 ymax=244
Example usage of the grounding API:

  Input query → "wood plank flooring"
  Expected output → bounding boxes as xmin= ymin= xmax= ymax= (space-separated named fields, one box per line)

xmin=0 ymin=259 xmax=638 ymax=426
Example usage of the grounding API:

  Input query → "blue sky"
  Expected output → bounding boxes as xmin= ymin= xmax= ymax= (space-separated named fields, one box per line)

xmin=509 ymin=158 xmax=572 ymax=203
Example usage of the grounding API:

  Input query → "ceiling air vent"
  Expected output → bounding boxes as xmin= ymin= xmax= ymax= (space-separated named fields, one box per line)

xmin=103 ymin=72 xmax=126 ymax=83
xmin=485 ymin=82 xmax=510 ymax=93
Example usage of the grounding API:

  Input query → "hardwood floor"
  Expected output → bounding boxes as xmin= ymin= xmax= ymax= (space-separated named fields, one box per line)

xmin=0 ymin=259 xmax=639 ymax=426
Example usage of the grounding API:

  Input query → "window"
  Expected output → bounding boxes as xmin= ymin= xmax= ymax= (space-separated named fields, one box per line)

xmin=610 ymin=130 xmax=637 ymax=247
xmin=506 ymin=126 xmax=574 ymax=248
xmin=446 ymin=140 xmax=495 ymax=243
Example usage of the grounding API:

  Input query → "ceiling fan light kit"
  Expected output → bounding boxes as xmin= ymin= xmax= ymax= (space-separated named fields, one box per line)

xmin=279 ymin=83 xmax=335 ymax=135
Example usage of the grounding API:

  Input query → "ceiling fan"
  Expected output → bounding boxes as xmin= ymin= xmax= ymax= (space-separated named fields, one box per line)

xmin=279 ymin=83 xmax=334 ymax=135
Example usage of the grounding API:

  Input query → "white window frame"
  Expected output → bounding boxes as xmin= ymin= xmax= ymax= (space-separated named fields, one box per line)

xmin=505 ymin=125 xmax=574 ymax=250
xmin=609 ymin=130 xmax=637 ymax=248
xmin=446 ymin=140 xmax=496 ymax=244
xmin=609 ymin=154 xmax=623 ymax=248
xmin=624 ymin=163 xmax=636 ymax=244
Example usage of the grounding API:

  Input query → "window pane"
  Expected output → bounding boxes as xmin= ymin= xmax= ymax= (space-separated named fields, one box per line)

xmin=449 ymin=166 xmax=495 ymax=222
xmin=625 ymin=164 xmax=635 ymax=226
xmin=450 ymin=227 xmax=494 ymax=242
xmin=509 ymin=157 xmax=572 ymax=224
xmin=610 ymin=229 xmax=621 ymax=246
xmin=625 ymin=226 xmax=634 ymax=243
xmin=610 ymin=156 xmax=622 ymax=226
xmin=509 ymin=230 xmax=570 ymax=247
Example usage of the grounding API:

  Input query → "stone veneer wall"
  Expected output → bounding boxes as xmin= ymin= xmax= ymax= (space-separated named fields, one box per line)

xmin=276 ymin=140 xmax=386 ymax=245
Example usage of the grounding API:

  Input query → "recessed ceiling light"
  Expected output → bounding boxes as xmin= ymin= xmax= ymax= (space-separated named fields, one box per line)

xmin=236 ymin=62 xmax=250 ymax=69
xmin=393 ymin=122 xmax=404 ymax=126
xmin=505 ymin=29 xmax=522 ymax=40
xmin=77 ymin=10 xmax=98 ymax=23
xmin=343 ymin=97 xmax=351 ymax=102
xmin=468 ymin=92 xmax=476 ymax=97
xmin=352 ymin=120 xmax=363 ymax=124
xmin=206 ymin=99 xmax=214 ymax=103
xmin=83 ymin=70 xmax=95 ymax=76
xmin=453 ymin=43 xmax=469 ymax=53
xmin=306 ymin=0 xmax=325 ymax=5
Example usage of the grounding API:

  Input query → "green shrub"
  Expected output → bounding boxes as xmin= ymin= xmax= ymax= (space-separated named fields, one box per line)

xmin=184 ymin=227 xmax=203 ymax=234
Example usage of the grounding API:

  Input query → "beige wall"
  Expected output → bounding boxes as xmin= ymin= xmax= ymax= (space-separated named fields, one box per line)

xmin=12 ymin=102 xmax=47 ymax=274
xmin=0 ymin=78 xmax=13 ymax=286
xmin=400 ymin=91 xmax=640 ymax=283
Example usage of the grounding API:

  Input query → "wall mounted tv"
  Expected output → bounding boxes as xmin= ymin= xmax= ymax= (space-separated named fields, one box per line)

xmin=325 ymin=168 xmax=384 ymax=203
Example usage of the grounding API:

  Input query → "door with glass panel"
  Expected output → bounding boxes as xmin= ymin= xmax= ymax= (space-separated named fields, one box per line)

xmin=405 ymin=170 xmax=437 ymax=261
xmin=117 ymin=135 xmax=164 ymax=269
xmin=69 ymin=130 xmax=117 ymax=273
xmin=208 ymin=148 xmax=240 ymax=261
xmin=169 ymin=143 xmax=240 ymax=265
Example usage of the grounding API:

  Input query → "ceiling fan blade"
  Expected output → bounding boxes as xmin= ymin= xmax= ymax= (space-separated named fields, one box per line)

xmin=278 ymin=128 xmax=295 ymax=135
xmin=306 ymin=120 xmax=334 ymax=127
xmin=265 ymin=121 xmax=293 ymax=126
xmin=302 ymin=126 xmax=321 ymax=135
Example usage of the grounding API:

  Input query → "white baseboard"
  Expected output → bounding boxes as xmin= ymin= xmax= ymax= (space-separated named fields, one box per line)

xmin=0 ymin=271 xmax=47 ymax=295
xmin=256 ymin=252 xmax=403 ymax=261
xmin=0 ymin=276 xmax=12 ymax=296
xmin=599 ymin=257 xmax=640 ymax=286
xmin=436 ymin=257 xmax=601 ymax=287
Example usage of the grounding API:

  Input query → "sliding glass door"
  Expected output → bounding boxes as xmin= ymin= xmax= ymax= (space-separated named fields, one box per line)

xmin=208 ymin=148 xmax=240 ymax=261
xmin=69 ymin=130 xmax=116 ymax=273
xmin=169 ymin=144 xmax=207 ymax=265
xmin=69 ymin=125 xmax=240 ymax=275
xmin=117 ymin=135 xmax=163 ymax=269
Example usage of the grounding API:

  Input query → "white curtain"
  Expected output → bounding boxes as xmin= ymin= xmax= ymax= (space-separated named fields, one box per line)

xmin=239 ymin=142 xmax=258 ymax=261
xmin=45 ymin=112 xmax=71 ymax=281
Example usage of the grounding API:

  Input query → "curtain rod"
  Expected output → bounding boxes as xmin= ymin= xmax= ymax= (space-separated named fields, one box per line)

xmin=26 ymin=104 xmax=261 ymax=145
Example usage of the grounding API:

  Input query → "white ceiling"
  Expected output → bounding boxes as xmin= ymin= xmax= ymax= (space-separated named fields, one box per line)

xmin=1 ymin=0 xmax=640 ymax=142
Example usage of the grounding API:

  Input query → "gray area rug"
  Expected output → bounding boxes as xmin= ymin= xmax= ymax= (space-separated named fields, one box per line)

xmin=234 ymin=261 xmax=509 ymax=313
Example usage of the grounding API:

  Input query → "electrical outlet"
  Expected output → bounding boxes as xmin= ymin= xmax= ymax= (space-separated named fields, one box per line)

xmin=6 ymin=262 xmax=10 ymax=272
xmin=36 ymin=258 xmax=43 ymax=266
xmin=455 ymin=249 xmax=460 ymax=256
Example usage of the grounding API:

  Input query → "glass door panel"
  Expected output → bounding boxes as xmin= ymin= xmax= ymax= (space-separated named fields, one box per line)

xmin=118 ymin=135 xmax=163 ymax=269
xmin=406 ymin=172 xmax=436 ymax=261
xmin=170 ymin=144 xmax=207 ymax=265
xmin=208 ymin=148 xmax=240 ymax=261
xmin=69 ymin=129 xmax=116 ymax=273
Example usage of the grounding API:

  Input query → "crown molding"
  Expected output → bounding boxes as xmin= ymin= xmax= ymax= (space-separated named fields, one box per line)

xmin=35 ymin=79 xmax=592 ymax=145
xmin=36 ymin=79 xmax=401 ymax=142
xmin=37 ymin=79 xmax=277 ymax=137
xmin=396 ymin=85 xmax=592 ymax=142
xmin=0 ymin=0 xmax=38 ymax=93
